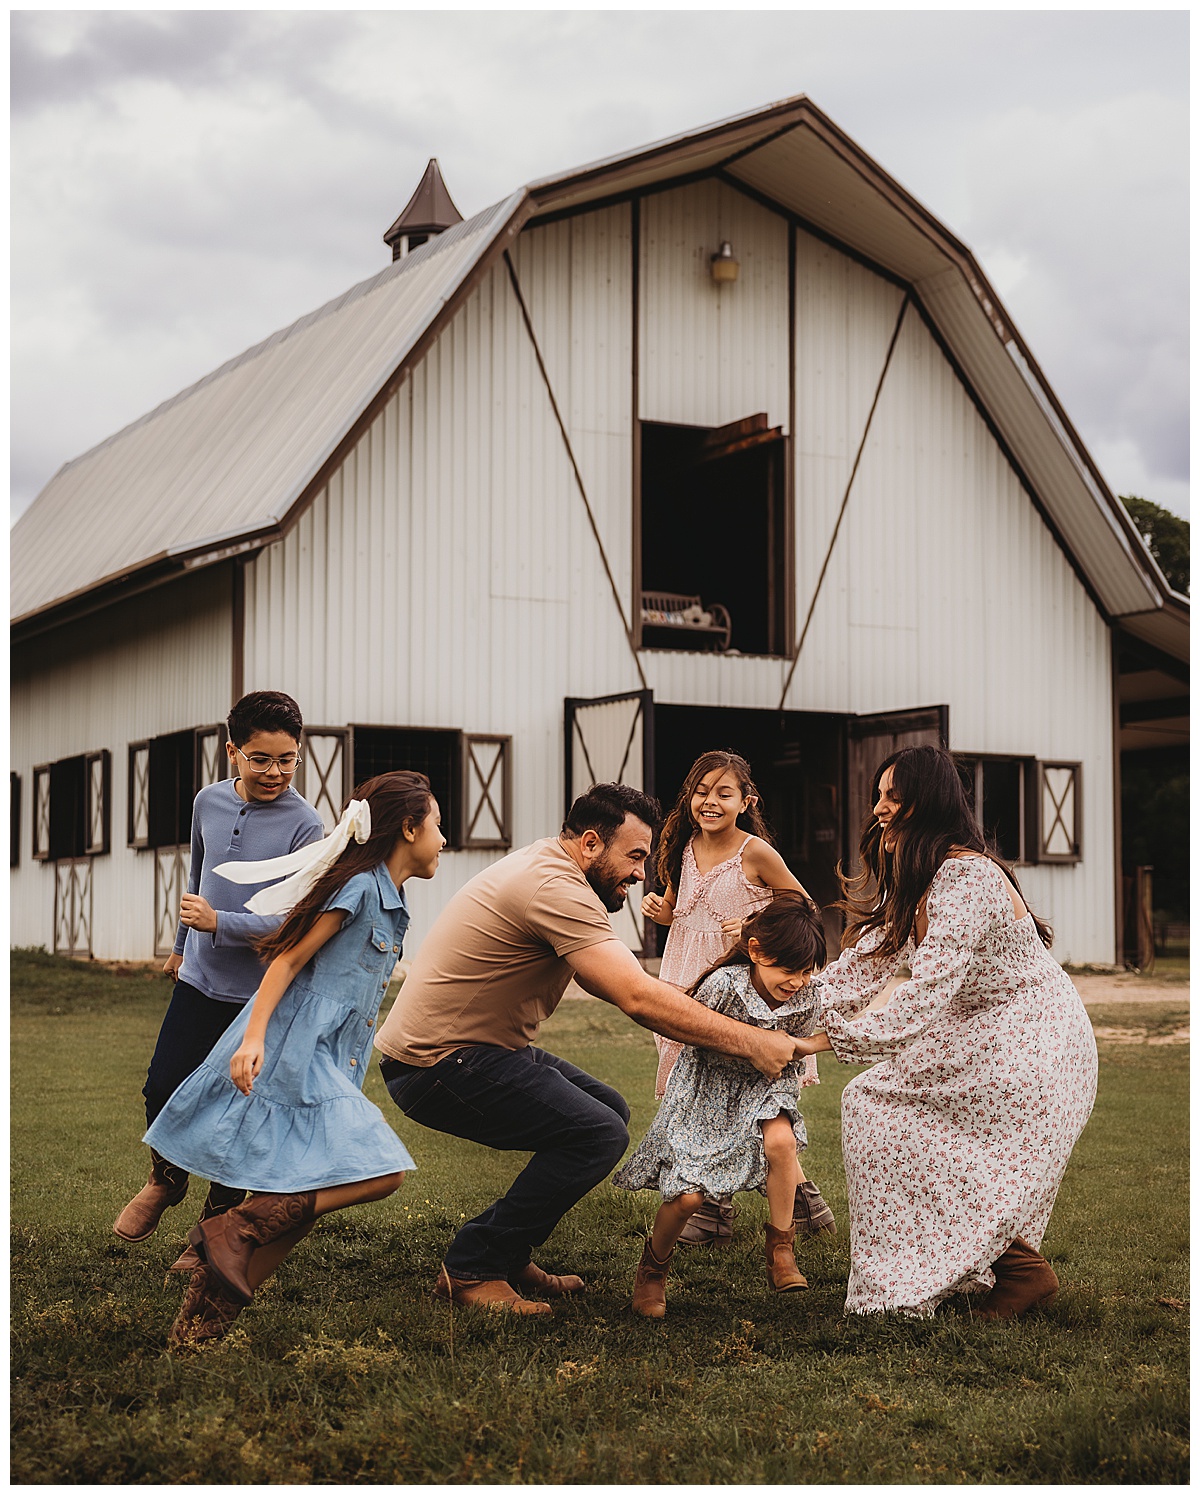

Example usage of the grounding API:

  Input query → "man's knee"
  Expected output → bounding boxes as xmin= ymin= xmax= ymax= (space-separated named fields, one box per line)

xmin=593 ymin=1110 xmax=630 ymax=1169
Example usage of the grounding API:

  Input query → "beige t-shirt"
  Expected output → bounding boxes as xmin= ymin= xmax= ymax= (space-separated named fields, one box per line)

xmin=374 ymin=837 xmax=618 ymax=1066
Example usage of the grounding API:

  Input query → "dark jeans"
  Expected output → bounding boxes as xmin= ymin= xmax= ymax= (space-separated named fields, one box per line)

xmin=382 ymin=1044 xmax=630 ymax=1281
xmin=142 ymin=979 xmax=247 ymax=1208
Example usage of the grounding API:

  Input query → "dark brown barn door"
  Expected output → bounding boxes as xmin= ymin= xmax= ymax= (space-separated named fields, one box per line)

xmin=845 ymin=706 xmax=948 ymax=870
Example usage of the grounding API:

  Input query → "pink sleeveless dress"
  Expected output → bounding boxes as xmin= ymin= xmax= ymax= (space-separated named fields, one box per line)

xmin=653 ymin=835 xmax=820 ymax=1098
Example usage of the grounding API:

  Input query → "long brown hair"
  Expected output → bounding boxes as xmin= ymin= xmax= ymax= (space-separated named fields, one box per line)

xmin=690 ymin=892 xmax=827 ymax=995
xmin=255 ymin=771 xmax=434 ymax=963
xmin=655 ymin=750 xmax=773 ymax=893
xmin=836 ymin=744 xmax=1051 ymax=958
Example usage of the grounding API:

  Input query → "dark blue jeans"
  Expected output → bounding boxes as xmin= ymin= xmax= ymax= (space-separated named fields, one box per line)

xmin=143 ymin=979 xmax=244 ymax=1128
xmin=382 ymin=1044 xmax=630 ymax=1281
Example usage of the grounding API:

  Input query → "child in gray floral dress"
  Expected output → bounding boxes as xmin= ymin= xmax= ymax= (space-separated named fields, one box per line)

xmin=614 ymin=894 xmax=825 ymax=1317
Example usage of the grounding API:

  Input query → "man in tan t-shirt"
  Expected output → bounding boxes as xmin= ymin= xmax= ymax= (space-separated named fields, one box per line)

xmin=376 ymin=782 xmax=801 ymax=1315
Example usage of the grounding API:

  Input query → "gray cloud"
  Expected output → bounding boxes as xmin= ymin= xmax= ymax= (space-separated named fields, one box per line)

xmin=11 ymin=10 xmax=1189 ymax=520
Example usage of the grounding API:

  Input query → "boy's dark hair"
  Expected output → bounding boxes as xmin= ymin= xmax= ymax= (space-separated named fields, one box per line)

xmin=227 ymin=691 xmax=304 ymax=747
xmin=562 ymin=782 xmax=662 ymax=845
xmin=691 ymin=891 xmax=826 ymax=994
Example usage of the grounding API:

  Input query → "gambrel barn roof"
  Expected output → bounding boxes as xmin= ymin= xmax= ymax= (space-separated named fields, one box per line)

xmin=12 ymin=95 xmax=1187 ymax=660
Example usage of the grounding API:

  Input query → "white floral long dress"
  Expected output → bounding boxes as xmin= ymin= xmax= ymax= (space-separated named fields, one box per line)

xmin=818 ymin=855 xmax=1098 ymax=1317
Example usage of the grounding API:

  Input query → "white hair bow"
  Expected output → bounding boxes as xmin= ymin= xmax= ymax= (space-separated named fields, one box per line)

xmin=214 ymin=799 xmax=373 ymax=916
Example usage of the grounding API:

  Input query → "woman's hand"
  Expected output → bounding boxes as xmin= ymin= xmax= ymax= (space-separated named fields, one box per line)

xmin=641 ymin=892 xmax=673 ymax=926
xmin=793 ymin=1032 xmax=834 ymax=1058
xmin=230 ymin=1039 xmax=265 ymax=1095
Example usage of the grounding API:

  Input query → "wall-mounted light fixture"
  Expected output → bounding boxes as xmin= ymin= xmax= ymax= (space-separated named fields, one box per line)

xmin=710 ymin=240 xmax=739 ymax=284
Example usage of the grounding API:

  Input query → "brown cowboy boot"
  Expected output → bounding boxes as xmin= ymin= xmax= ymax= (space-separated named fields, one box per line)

xmin=167 ymin=1184 xmax=248 ymax=1274
xmin=432 ymin=1266 xmax=553 ymax=1316
xmin=191 ymin=1191 xmax=316 ymax=1304
xmin=973 ymin=1237 xmax=1058 ymax=1321
xmin=113 ymin=1150 xmax=189 ymax=1242
xmin=765 ymin=1222 xmax=809 ymax=1292
xmin=631 ymin=1238 xmax=673 ymax=1318
xmin=509 ymin=1261 xmax=585 ymax=1297
xmin=792 ymin=1180 xmax=837 ymax=1238
xmin=676 ymin=1196 xmax=734 ymax=1248
xmin=167 ymin=1264 xmax=245 ymax=1351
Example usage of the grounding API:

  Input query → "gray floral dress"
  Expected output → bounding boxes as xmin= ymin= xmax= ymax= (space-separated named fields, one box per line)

xmin=614 ymin=964 xmax=819 ymax=1203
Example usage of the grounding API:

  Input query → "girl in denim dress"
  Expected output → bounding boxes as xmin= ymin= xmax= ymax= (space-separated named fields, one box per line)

xmin=145 ymin=771 xmax=443 ymax=1349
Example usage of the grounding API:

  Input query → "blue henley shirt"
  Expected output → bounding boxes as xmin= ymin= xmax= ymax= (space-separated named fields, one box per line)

xmin=172 ymin=779 xmax=325 ymax=1003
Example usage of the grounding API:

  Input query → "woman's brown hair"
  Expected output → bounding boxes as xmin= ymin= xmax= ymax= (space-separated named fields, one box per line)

xmin=689 ymin=891 xmax=827 ymax=995
xmin=255 ymin=771 xmax=434 ymax=964
xmin=836 ymin=744 xmax=1051 ymax=959
xmin=655 ymin=750 xmax=773 ymax=894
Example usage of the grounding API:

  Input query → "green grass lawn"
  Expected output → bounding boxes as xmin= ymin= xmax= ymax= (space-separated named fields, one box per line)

xmin=10 ymin=949 xmax=1190 ymax=1484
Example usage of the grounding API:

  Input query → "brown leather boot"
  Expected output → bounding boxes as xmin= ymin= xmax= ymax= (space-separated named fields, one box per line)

xmin=765 ymin=1222 xmax=809 ymax=1292
xmin=191 ymin=1191 xmax=316 ymax=1304
xmin=167 ymin=1264 xmax=245 ymax=1350
xmin=432 ymin=1267 xmax=553 ymax=1316
xmin=973 ymin=1237 xmax=1058 ymax=1321
xmin=793 ymin=1180 xmax=837 ymax=1238
xmin=509 ymin=1261 xmax=585 ymax=1297
xmin=167 ymin=1184 xmax=249 ymax=1274
xmin=631 ymin=1238 xmax=673 ymax=1318
xmin=113 ymin=1150 xmax=189 ymax=1242
xmin=677 ymin=1196 xmax=734 ymax=1248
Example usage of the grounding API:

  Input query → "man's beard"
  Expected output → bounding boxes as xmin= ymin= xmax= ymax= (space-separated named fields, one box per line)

xmin=585 ymin=852 xmax=634 ymax=913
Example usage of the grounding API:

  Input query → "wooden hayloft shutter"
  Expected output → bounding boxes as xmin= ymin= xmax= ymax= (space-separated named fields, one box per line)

xmin=462 ymin=735 xmax=512 ymax=849
xmin=1037 ymin=762 xmax=1082 ymax=863
xmin=298 ymin=728 xmax=351 ymax=833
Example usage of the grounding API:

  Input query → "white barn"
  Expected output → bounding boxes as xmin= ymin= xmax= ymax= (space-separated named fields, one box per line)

xmin=11 ymin=97 xmax=1188 ymax=967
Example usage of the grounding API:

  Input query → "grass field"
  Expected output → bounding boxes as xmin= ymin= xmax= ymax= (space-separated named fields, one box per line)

xmin=10 ymin=949 xmax=1190 ymax=1484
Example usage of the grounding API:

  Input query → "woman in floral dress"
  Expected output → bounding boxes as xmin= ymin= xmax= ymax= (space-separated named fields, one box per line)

xmin=794 ymin=745 xmax=1097 ymax=1319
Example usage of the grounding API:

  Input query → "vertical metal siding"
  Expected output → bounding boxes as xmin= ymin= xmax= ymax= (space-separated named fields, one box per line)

xmin=640 ymin=180 xmax=789 ymax=430
xmin=10 ymin=568 xmax=232 ymax=958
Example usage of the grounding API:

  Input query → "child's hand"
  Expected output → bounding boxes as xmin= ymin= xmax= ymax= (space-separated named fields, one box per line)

xmin=720 ymin=917 xmax=744 ymax=941
xmin=180 ymin=894 xmax=218 ymax=933
xmin=230 ymin=1040 xmax=265 ymax=1095
xmin=641 ymin=893 xmax=671 ymax=925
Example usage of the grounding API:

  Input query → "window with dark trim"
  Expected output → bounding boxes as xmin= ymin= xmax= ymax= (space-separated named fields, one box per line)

xmin=48 ymin=755 xmax=87 ymax=860
xmin=1037 ymin=762 xmax=1082 ymax=863
xmin=129 ymin=724 xmax=228 ymax=851
xmin=639 ymin=415 xmax=789 ymax=656
xmin=955 ymin=755 xmax=1037 ymax=865
xmin=32 ymin=765 xmax=51 ymax=861
xmin=353 ymin=726 xmax=465 ymax=848
xmin=85 ymin=749 xmax=111 ymax=856
xmin=11 ymin=773 xmax=21 ymax=868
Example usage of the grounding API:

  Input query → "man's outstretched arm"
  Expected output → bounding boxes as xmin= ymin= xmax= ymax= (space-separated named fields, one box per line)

xmin=567 ymin=939 xmax=797 ymax=1080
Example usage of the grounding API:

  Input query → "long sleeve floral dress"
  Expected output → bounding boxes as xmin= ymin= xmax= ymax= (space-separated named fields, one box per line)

xmin=654 ymin=836 xmax=819 ymax=1098
xmin=818 ymin=855 xmax=1097 ymax=1317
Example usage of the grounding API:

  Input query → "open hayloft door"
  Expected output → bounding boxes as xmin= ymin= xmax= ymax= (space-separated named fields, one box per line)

xmin=846 ymin=706 xmax=948 ymax=870
xmin=564 ymin=690 xmax=654 ymax=954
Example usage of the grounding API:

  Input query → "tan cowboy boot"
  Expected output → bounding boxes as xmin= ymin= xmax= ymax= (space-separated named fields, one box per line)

xmin=113 ymin=1150 xmax=189 ymax=1242
xmin=509 ymin=1261 xmax=585 ymax=1297
xmin=167 ymin=1264 xmax=246 ymax=1351
xmin=765 ymin=1222 xmax=809 ymax=1292
xmin=631 ymin=1238 xmax=673 ymax=1318
xmin=973 ymin=1237 xmax=1058 ymax=1321
xmin=432 ymin=1266 xmax=553 ymax=1316
xmin=191 ymin=1191 xmax=316 ymax=1304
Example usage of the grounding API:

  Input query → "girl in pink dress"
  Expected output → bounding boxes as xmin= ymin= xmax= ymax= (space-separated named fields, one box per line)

xmin=794 ymin=745 xmax=1097 ymax=1319
xmin=641 ymin=750 xmax=835 ymax=1245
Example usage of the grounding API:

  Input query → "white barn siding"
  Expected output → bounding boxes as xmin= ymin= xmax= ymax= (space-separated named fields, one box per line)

xmin=10 ymin=567 xmax=232 ymax=958
xmin=782 ymin=231 xmax=1113 ymax=960
xmin=245 ymin=238 xmax=643 ymax=949
xmin=639 ymin=181 xmax=789 ymax=430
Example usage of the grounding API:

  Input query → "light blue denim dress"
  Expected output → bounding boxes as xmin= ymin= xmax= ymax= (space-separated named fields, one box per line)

xmin=145 ymin=864 xmax=416 ymax=1192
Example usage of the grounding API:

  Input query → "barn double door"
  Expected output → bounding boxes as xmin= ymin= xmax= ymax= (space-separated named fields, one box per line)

xmin=563 ymin=690 xmax=654 ymax=954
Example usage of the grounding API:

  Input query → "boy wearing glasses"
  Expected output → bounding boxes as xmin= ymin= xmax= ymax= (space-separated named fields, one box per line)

xmin=114 ymin=691 xmax=325 ymax=1260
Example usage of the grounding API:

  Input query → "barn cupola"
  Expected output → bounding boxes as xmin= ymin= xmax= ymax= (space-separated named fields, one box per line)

xmin=383 ymin=158 xmax=464 ymax=261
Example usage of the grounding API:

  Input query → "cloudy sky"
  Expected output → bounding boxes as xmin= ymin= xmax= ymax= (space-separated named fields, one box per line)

xmin=11 ymin=9 xmax=1190 ymax=524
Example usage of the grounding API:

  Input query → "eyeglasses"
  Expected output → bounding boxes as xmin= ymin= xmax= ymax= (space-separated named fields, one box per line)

xmin=236 ymin=748 xmax=302 ymax=776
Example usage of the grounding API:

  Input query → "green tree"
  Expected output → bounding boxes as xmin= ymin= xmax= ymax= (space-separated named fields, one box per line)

xmin=1120 ymin=494 xmax=1190 ymax=595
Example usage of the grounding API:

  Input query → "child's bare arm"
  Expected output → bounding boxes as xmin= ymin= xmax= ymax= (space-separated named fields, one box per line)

xmin=230 ymin=911 xmax=346 ymax=1094
xmin=640 ymin=883 xmax=677 ymax=926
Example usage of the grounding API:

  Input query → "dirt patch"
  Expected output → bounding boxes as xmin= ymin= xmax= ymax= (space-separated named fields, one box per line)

xmin=1069 ymin=973 xmax=1189 ymax=1007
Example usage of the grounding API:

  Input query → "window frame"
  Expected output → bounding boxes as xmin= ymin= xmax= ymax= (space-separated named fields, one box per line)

xmin=10 ymin=772 xmax=21 ymax=869
xmin=462 ymin=734 xmax=513 ymax=850
xmin=84 ymin=749 xmax=112 ymax=857
xmin=954 ymin=753 xmax=1037 ymax=866
xmin=32 ymin=764 xmax=51 ymax=862
xmin=128 ymin=741 xmax=151 ymax=848
xmin=1036 ymin=761 xmax=1083 ymax=865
